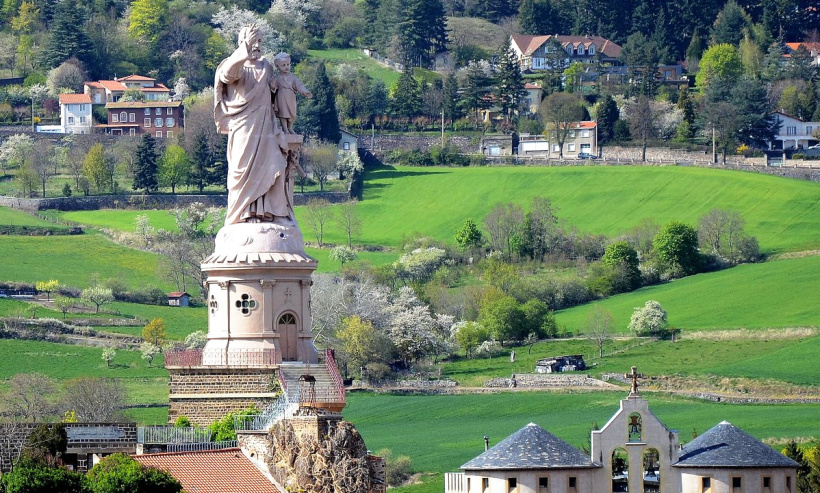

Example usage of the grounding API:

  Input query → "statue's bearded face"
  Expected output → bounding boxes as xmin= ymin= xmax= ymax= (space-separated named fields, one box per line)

xmin=249 ymin=34 xmax=263 ymax=59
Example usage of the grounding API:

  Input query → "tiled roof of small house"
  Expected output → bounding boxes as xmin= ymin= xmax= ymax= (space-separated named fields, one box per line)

xmin=462 ymin=423 xmax=594 ymax=470
xmin=59 ymin=93 xmax=92 ymax=105
xmin=105 ymin=101 xmax=182 ymax=109
xmin=98 ymin=80 xmax=127 ymax=92
xmin=133 ymin=448 xmax=281 ymax=493
xmin=116 ymin=74 xmax=156 ymax=82
xmin=674 ymin=421 xmax=799 ymax=468
xmin=511 ymin=34 xmax=621 ymax=58
xmin=168 ymin=292 xmax=189 ymax=297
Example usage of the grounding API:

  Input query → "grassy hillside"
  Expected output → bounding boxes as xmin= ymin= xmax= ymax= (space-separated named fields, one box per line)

xmin=346 ymin=165 xmax=820 ymax=254
xmin=554 ymin=255 xmax=820 ymax=333
xmin=307 ymin=48 xmax=401 ymax=87
xmin=345 ymin=391 xmax=820 ymax=475
xmin=0 ymin=208 xmax=61 ymax=228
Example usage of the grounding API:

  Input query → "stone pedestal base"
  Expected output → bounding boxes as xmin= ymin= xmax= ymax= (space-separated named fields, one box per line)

xmin=167 ymin=365 xmax=279 ymax=426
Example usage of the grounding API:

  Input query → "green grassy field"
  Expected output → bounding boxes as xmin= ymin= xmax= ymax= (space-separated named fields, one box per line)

xmin=0 ymin=233 xmax=171 ymax=290
xmin=0 ymin=207 xmax=61 ymax=228
xmin=554 ymin=255 xmax=820 ymax=333
xmin=307 ymin=48 xmax=401 ymax=87
xmin=57 ymin=209 xmax=181 ymax=232
xmin=344 ymin=391 xmax=820 ymax=475
xmin=347 ymin=165 xmax=820 ymax=254
xmin=441 ymin=334 xmax=820 ymax=387
xmin=104 ymin=302 xmax=207 ymax=340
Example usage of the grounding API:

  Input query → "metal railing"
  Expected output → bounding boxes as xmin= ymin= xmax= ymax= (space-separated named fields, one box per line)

xmin=324 ymin=348 xmax=347 ymax=405
xmin=233 ymin=371 xmax=295 ymax=432
xmin=138 ymin=426 xmax=212 ymax=444
xmin=164 ymin=348 xmax=276 ymax=367
xmin=166 ymin=441 xmax=237 ymax=452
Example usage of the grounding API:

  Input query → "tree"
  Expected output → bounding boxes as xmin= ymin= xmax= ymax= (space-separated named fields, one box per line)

xmin=142 ymin=317 xmax=167 ymax=346
xmin=710 ymin=0 xmax=752 ymax=46
xmin=24 ymin=423 xmax=68 ymax=463
xmin=442 ymin=72 xmax=461 ymax=125
xmin=587 ymin=305 xmax=612 ymax=358
xmin=54 ymin=296 xmax=73 ymax=319
xmin=494 ymin=44 xmax=525 ymax=123
xmin=298 ymin=62 xmax=341 ymax=143
xmin=60 ymin=377 xmax=125 ymax=422
xmin=696 ymin=44 xmax=742 ymax=90
xmin=0 ymin=133 xmax=34 ymax=175
xmin=653 ymin=221 xmax=701 ymax=276
xmin=34 ymin=279 xmax=58 ymax=300
xmin=452 ymin=321 xmax=490 ymax=358
xmin=83 ymin=143 xmax=113 ymax=193
xmin=42 ymin=0 xmax=91 ymax=68
xmin=520 ymin=299 xmax=556 ymax=339
xmin=5 ymin=373 xmax=55 ymax=422
xmin=626 ymin=96 xmax=656 ymax=162
xmin=628 ymin=300 xmax=668 ymax=336
xmin=159 ymin=144 xmax=191 ymax=193
xmin=602 ymin=241 xmax=642 ymax=291
xmin=302 ymin=142 xmax=337 ymax=191
xmin=395 ymin=0 xmax=447 ymax=67
xmin=1 ymin=458 xmax=85 ymax=493
xmin=140 ymin=342 xmax=161 ymax=366
xmin=46 ymin=58 xmax=86 ymax=94
xmin=304 ymin=198 xmax=332 ymax=246
xmin=478 ymin=293 xmax=523 ymax=345
xmin=184 ymin=330 xmax=207 ymax=349
xmin=336 ymin=315 xmax=392 ymax=376
xmin=336 ymin=200 xmax=361 ymax=247
xmin=189 ymin=132 xmax=213 ymax=193
xmin=620 ymin=32 xmax=660 ymax=96
xmin=86 ymin=453 xmax=182 ymax=493
xmin=128 ymin=0 xmax=168 ymax=43
xmin=132 ymin=133 xmax=159 ymax=194
xmin=330 ymin=245 xmax=358 ymax=266
xmin=697 ymin=209 xmax=758 ymax=263
xmin=390 ymin=67 xmax=422 ymax=119
xmin=81 ymin=285 xmax=114 ymax=313
xmin=700 ymin=101 xmax=739 ymax=164
xmin=540 ymin=92 xmax=585 ymax=159
xmin=460 ymin=61 xmax=493 ymax=123
xmin=101 ymin=347 xmax=116 ymax=367
xmin=483 ymin=202 xmax=524 ymax=257
xmin=455 ymin=218 xmax=483 ymax=252
xmin=521 ymin=196 xmax=559 ymax=261
xmin=596 ymin=95 xmax=619 ymax=145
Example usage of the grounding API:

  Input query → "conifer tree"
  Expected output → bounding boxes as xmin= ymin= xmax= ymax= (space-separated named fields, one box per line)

xmin=298 ymin=62 xmax=341 ymax=143
xmin=390 ymin=66 xmax=422 ymax=119
xmin=133 ymin=133 xmax=159 ymax=194
xmin=190 ymin=132 xmax=213 ymax=193
xmin=596 ymin=95 xmax=619 ymax=145
xmin=494 ymin=45 xmax=525 ymax=124
xmin=442 ymin=72 xmax=461 ymax=125
xmin=43 ymin=0 xmax=91 ymax=68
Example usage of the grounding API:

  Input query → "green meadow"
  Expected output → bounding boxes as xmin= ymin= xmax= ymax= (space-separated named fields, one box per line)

xmin=57 ymin=209 xmax=181 ymax=232
xmin=339 ymin=165 xmax=820 ymax=254
xmin=0 ymin=207 xmax=61 ymax=228
xmin=307 ymin=48 xmax=401 ymax=87
xmin=554 ymin=255 xmax=820 ymax=333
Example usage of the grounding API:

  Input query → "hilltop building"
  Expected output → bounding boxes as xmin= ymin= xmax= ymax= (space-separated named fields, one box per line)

xmin=509 ymin=34 xmax=622 ymax=72
xmin=84 ymin=75 xmax=171 ymax=104
xmin=444 ymin=367 xmax=798 ymax=493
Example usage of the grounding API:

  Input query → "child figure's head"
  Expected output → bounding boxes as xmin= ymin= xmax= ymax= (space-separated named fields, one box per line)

xmin=274 ymin=52 xmax=291 ymax=73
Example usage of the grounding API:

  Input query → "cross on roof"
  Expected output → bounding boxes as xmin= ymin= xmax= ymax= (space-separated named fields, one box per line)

xmin=624 ymin=365 xmax=644 ymax=395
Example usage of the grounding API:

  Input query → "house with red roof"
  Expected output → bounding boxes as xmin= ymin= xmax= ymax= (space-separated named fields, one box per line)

xmin=134 ymin=448 xmax=282 ymax=493
xmin=35 ymin=93 xmax=92 ymax=135
xmin=84 ymin=75 xmax=171 ymax=105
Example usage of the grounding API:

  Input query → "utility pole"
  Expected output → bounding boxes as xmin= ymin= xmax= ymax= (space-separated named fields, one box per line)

xmin=712 ymin=125 xmax=716 ymax=164
xmin=441 ymin=110 xmax=445 ymax=147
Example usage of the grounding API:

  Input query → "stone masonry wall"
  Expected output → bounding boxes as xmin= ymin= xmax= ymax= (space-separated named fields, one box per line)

xmin=169 ymin=397 xmax=277 ymax=426
xmin=168 ymin=368 xmax=278 ymax=395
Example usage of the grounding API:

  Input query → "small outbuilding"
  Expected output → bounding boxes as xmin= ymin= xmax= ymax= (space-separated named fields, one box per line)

xmin=167 ymin=292 xmax=190 ymax=307
xmin=535 ymin=355 xmax=587 ymax=373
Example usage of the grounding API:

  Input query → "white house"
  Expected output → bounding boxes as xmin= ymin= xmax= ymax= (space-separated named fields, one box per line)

xmin=84 ymin=75 xmax=171 ymax=105
xmin=518 ymin=121 xmax=598 ymax=158
xmin=771 ymin=112 xmax=820 ymax=150
xmin=509 ymin=34 xmax=622 ymax=72
xmin=36 ymin=93 xmax=92 ymax=134
xmin=445 ymin=367 xmax=798 ymax=493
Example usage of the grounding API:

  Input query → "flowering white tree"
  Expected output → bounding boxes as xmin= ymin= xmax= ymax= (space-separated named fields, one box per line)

xmin=394 ymin=247 xmax=447 ymax=283
xmin=628 ymin=300 xmax=668 ymax=336
xmin=0 ymin=134 xmax=34 ymax=173
xmin=211 ymin=6 xmax=282 ymax=54
xmin=171 ymin=77 xmax=190 ymax=101
xmin=268 ymin=0 xmax=321 ymax=28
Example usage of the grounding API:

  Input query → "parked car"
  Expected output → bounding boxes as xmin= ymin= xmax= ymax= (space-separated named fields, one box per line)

xmin=577 ymin=152 xmax=597 ymax=160
xmin=808 ymin=144 xmax=820 ymax=150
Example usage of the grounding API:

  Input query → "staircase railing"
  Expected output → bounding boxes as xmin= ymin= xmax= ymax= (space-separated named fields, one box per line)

xmin=324 ymin=348 xmax=347 ymax=405
xmin=233 ymin=370 xmax=296 ymax=431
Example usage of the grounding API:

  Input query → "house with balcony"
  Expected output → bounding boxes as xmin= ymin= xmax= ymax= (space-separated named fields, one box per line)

xmin=519 ymin=121 xmax=598 ymax=158
xmin=84 ymin=75 xmax=171 ymax=105
xmin=98 ymin=101 xmax=183 ymax=138
xmin=770 ymin=112 xmax=820 ymax=150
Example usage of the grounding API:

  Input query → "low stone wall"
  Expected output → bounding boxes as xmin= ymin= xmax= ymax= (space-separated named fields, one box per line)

xmin=352 ymin=378 xmax=458 ymax=390
xmin=0 ymin=191 xmax=349 ymax=212
xmin=169 ymin=397 xmax=278 ymax=426
xmin=361 ymin=134 xmax=476 ymax=153
xmin=485 ymin=373 xmax=614 ymax=388
xmin=168 ymin=367 xmax=278 ymax=395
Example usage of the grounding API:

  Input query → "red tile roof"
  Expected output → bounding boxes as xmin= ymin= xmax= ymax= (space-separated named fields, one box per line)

xmin=133 ymin=448 xmax=281 ymax=493
xmin=105 ymin=101 xmax=181 ymax=109
xmin=511 ymin=34 xmax=622 ymax=59
xmin=117 ymin=74 xmax=156 ymax=82
xmin=142 ymin=84 xmax=170 ymax=92
xmin=84 ymin=81 xmax=104 ymax=89
xmin=59 ymin=93 xmax=92 ymax=104
xmin=168 ymin=292 xmax=189 ymax=297
xmin=98 ymin=80 xmax=127 ymax=92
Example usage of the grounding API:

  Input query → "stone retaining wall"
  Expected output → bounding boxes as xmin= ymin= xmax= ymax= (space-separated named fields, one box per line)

xmin=485 ymin=373 xmax=614 ymax=388
xmin=168 ymin=367 xmax=278 ymax=395
xmin=169 ymin=397 xmax=278 ymax=426
xmin=361 ymin=134 xmax=476 ymax=153
xmin=0 ymin=191 xmax=349 ymax=212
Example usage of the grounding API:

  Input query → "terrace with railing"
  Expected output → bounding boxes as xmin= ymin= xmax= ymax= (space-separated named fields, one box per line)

xmin=233 ymin=371 xmax=294 ymax=432
xmin=137 ymin=426 xmax=237 ymax=452
xmin=323 ymin=348 xmax=347 ymax=407
xmin=164 ymin=348 xmax=277 ymax=367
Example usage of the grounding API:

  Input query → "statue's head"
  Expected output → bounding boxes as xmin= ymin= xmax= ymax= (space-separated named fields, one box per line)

xmin=239 ymin=24 xmax=263 ymax=59
xmin=273 ymin=52 xmax=291 ymax=73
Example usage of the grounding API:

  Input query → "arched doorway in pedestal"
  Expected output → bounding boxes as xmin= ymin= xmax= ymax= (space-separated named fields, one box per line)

xmin=278 ymin=313 xmax=298 ymax=361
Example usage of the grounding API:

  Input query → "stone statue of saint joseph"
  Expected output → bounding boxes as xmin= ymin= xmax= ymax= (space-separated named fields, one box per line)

xmin=214 ymin=25 xmax=296 ymax=226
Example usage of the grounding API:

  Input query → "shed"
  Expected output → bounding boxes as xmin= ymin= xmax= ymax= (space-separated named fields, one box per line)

xmin=168 ymin=292 xmax=190 ymax=307
xmin=339 ymin=128 xmax=359 ymax=152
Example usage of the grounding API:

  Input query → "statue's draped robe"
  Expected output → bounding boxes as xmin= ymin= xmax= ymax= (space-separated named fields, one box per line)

xmin=214 ymin=58 xmax=291 ymax=225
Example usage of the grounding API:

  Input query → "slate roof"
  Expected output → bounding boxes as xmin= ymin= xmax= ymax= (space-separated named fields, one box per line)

xmin=461 ymin=423 xmax=594 ymax=470
xmin=133 ymin=448 xmax=281 ymax=493
xmin=674 ymin=421 xmax=799 ymax=468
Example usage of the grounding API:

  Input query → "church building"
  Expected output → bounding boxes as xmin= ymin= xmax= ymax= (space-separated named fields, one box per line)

xmin=444 ymin=367 xmax=798 ymax=493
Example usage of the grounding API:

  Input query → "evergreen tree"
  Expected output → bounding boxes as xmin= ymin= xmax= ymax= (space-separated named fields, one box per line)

xmin=596 ymin=94 xmax=619 ymax=144
xmin=133 ymin=133 xmax=159 ymax=194
xmin=42 ymin=0 xmax=91 ymax=69
xmin=686 ymin=30 xmax=705 ymax=63
xmin=189 ymin=132 xmax=213 ymax=193
xmin=710 ymin=0 xmax=752 ymax=46
xmin=620 ymin=32 xmax=660 ymax=96
xmin=731 ymin=77 xmax=778 ymax=148
xmin=390 ymin=66 xmax=422 ymax=118
xmin=442 ymin=72 xmax=461 ymax=125
xmin=518 ymin=0 xmax=558 ymax=36
xmin=298 ymin=63 xmax=341 ymax=143
xmin=494 ymin=45 xmax=525 ymax=124
xmin=212 ymin=135 xmax=228 ymax=191
xmin=396 ymin=0 xmax=447 ymax=67
xmin=676 ymin=86 xmax=695 ymax=139
xmin=460 ymin=62 xmax=493 ymax=123
xmin=364 ymin=80 xmax=388 ymax=125
xmin=540 ymin=38 xmax=567 ymax=95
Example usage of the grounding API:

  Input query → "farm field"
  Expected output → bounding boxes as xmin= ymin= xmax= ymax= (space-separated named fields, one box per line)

xmin=349 ymin=165 xmax=820 ymax=254
xmin=441 ymin=334 xmax=820 ymax=387
xmin=344 ymin=391 xmax=820 ymax=489
xmin=554 ymin=255 xmax=820 ymax=333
